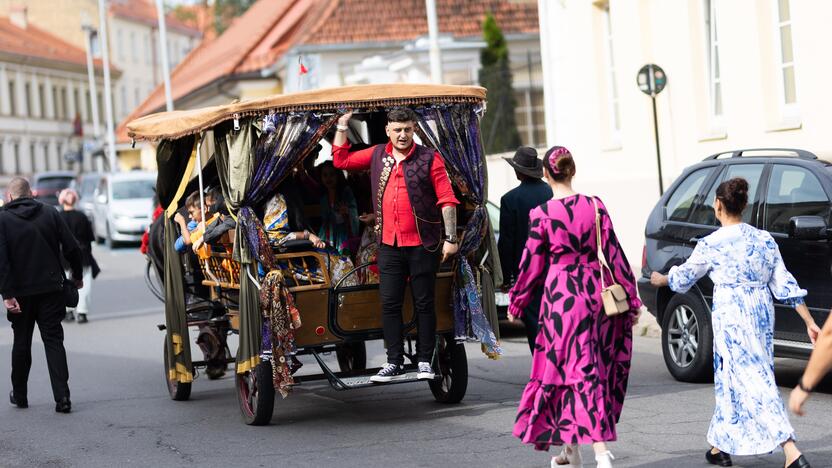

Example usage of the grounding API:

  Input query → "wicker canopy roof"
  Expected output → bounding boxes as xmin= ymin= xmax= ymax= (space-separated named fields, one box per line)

xmin=127 ymin=83 xmax=487 ymax=141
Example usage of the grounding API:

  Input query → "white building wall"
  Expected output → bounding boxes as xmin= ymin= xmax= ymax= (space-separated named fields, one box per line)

xmin=535 ymin=0 xmax=832 ymax=264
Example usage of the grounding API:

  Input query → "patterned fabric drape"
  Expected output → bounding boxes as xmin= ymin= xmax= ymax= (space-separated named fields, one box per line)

xmin=415 ymin=104 xmax=502 ymax=358
xmin=227 ymin=112 xmax=335 ymax=375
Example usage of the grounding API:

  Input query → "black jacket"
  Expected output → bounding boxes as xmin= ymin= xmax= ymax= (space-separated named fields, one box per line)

xmin=498 ymin=178 xmax=553 ymax=286
xmin=60 ymin=209 xmax=99 ymax=277
xmin=0 ymin=198 xmax=82 ymax=298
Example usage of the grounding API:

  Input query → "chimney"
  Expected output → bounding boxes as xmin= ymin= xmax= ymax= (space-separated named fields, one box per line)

xmin=10 ymin=5 xmax=27 ymax=29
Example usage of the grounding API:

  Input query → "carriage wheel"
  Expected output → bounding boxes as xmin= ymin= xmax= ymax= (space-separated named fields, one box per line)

xmin=235 ymin=359 xmax=275 ymax=426
xmin=429 ymin=334 xmax=468 ymax=404
xmin=163 ymin=340 xmax=191 ymax=401
xmin=336 ymin=342 xmax=367 ymax=373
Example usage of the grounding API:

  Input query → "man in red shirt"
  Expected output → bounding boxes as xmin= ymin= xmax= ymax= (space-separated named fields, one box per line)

xmin=333 ymin=108 xmax=459 ymax=383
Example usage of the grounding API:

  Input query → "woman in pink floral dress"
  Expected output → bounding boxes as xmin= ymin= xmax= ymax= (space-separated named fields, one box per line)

xmin=508 ymin=147 xmax=641 ymax=468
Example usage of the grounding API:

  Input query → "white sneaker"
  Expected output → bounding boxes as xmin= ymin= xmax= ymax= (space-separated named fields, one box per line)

xmin=417 ymin=362 xmax=435 ymax=380
xmin=594 ymin=451 xmax=614 ymax=468
xmin=551 ymin=444 xmax=582 ymax=467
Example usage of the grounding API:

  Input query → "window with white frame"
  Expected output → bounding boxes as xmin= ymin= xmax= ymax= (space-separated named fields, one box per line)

xmin=704 ymin=0 xmax=723 ymax=122
xmin=774 ymin=0 xmax=797 ymax=108
xmin=117 ymin=28 xmax=124 ymax=62
xmin=601 ymin=4 xmax=620 ymax=139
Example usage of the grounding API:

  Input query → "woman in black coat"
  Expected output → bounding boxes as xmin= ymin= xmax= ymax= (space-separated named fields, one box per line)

xmin=58 ymin=188 xmax=98 ymax=323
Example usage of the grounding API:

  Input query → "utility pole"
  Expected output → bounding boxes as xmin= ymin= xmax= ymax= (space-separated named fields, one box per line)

xmin=156 ymin=0 xmax=174 ymax=111
xmin=425 ymin=0 xmax=442 ymax=84
xmin=81 ymin=14 xmax=103 ymax=173
xmin=97 ymin=0 xmax=117 ymax=173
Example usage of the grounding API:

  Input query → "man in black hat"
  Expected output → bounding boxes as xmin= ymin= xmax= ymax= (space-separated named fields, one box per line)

xmin=499 ymin=147 xmax=552 ymax=353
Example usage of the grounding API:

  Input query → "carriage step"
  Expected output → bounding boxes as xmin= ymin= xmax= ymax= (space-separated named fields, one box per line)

xmin=339 ymin=372 xmax=425 ymax=389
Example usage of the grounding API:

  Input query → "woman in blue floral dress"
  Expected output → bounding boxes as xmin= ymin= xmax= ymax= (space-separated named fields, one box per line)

xmin=651 ymin=178 xmax=819 ymax=468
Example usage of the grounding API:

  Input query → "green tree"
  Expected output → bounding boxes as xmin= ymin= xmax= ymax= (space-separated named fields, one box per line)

xmin=479 ymin=13 xmax=521 ymax=154
xmin=214 ymin=0 xmax=256 ymax=35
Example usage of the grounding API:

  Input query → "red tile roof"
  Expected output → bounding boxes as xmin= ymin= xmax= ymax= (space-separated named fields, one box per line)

xmin=116 ymin=0 xmax=323 ymax=142
xmin=109 ymin=0 xmax=201 ymax=36
xmin=302 ymin=0 xmax=539 ymax=45
xmin=0 ymin=17 xmax=113 ymax=73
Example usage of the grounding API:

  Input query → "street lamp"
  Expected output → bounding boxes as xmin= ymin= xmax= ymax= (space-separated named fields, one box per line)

xmin=81 ymin=14 xmax=102 ymax=173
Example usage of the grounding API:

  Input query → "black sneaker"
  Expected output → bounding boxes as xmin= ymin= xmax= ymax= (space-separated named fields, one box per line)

xmin=369 ymin=363 xmax=405 ymax=383
xmin=9 ymin=391 xmax=27 ymax=409
xmin=417 ymin=362 xmax=435 ymax=380
xmin=63 ymin=311 xmax=75 ymax=322
xmin=76 ymin=313 xmax=88 ymax=324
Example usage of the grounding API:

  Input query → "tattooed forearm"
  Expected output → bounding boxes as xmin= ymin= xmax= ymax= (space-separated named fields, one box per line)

xmin=442 ymin=206 xmax=457 ymax=239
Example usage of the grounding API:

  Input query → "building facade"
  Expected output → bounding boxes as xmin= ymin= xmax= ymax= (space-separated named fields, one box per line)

xmin=0 ymin=11 xmax=115 ymax=179
xmin=535 ymin=0 xmax=832 ymax=262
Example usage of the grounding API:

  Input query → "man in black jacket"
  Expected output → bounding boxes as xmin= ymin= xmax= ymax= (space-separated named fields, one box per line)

xmin=498 ymin=147 xmax=552 ymax=353
xmin=0 ymin=177 xmax=82 ymax=413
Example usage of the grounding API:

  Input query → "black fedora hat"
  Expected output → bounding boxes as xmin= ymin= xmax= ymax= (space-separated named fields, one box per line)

xmin=503 ymin=146 xmax=543 ymax=178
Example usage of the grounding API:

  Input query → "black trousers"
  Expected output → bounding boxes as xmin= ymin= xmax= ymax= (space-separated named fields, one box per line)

xmin=378 ymin=244 xmax=441 ymax=365
xmin=8 ymin=291 xmax=70 ymax=401
xmin=521 ymin=291 xmax=542 ymax=354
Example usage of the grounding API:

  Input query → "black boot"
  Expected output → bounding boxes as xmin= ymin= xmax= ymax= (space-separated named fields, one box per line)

xmin=55 ymin=397 xmax=71 ymax=414
xmin=705 ymin=449 xmax=732 ymax=467
xmin=787 ymin=455 xmax=811 ymax=468
xmin=9 ymin=391 xmax=27 ymax=409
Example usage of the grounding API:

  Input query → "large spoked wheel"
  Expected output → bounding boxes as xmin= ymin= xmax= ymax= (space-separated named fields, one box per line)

xmin=163 ymin=340 xmax=192 ymax=401
xmin=235 ymin=359 xmax=275 ymax=426
xmin=336 ymin=342 xmax=367 ymax=373
xmin=661 ymin=292 xmax=714 ymax=383
xmin=429 ymin=334 xmax=468 ymax=404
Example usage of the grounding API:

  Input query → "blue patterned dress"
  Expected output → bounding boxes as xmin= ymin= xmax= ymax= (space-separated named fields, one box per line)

xmin=667 ymin=223 xmax=806 ymax=455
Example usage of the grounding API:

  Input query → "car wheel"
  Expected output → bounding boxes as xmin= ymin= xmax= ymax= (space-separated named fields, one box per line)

xmin=661 ymin=292 xmax=713 ymax=383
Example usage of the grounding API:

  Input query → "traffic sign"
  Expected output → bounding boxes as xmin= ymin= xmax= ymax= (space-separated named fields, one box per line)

xmin=637 ymin=64 xmax=667 ymax=97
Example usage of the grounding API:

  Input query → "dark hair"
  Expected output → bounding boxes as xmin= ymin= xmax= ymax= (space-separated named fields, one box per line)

xmin=543 ymin=146 xmax=576 ymax=182
xmin=185 ymin=191 xmax=202 ymax=209
xmin=387 ymin=107 xmax=418 ymax=123
xmin=317 ymin=160 xmax=348 ymax=195
xmin=715 ymin=177 xmax=749 ymax=216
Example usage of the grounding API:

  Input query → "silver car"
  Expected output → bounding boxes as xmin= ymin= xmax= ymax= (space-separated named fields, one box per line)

xmin=93 ymin=171 xmax=156 ymax=247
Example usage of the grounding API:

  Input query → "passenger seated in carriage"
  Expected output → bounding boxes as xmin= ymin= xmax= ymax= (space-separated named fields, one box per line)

xmin=173 ymin=191 xmax=212 ymax=253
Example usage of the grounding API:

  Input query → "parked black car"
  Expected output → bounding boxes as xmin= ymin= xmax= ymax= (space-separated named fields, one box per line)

xmin=32 ymin=171 xmax=76 ymax=207
xmin=638 ymin=148 xmax=831 ymax=382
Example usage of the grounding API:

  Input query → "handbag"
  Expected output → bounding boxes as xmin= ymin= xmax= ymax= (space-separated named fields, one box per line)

xmin=593 ymin=197 xmax=629 ymax=316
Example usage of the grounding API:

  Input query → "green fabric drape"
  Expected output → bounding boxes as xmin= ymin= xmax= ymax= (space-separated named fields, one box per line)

xmin=156 ymin=137 xmax=197 ymax=384
xmin=213 ymin=119 xmax=262 ymax=373
xmin=475 ymin=215 xmax=503 ymax=341
xmin=163 ymin=216 xmax=193 ymax=383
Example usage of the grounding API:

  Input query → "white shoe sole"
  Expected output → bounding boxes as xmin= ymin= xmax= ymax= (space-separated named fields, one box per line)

xmin=370 ymin=374 xmax=404 ymax=383
xmin=417 ymin=372 xmax=435 ymax=380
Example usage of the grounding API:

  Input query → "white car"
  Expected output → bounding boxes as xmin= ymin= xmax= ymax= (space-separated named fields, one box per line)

xmin=93 ymin=171 xmax=156 ymax=247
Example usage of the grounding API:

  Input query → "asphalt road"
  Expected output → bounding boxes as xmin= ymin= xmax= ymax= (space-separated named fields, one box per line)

xmin=1 ymin=245 xmax=831 ymax=467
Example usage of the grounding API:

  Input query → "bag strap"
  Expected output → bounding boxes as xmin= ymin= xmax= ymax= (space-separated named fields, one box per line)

xmin=29 ymin=212 xmax=69 ymax=283
xmin=592 ymin=197 xmax=611 ymax=290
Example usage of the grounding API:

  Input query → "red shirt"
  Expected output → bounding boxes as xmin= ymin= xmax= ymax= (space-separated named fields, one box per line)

xmin=332 ymin=141 xmax=459 ymax=247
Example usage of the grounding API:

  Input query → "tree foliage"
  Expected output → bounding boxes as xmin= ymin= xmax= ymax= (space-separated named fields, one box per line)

xmin=479 ymin=13 xmax=521 ymax=155
xmin=214 ymin=0 xmax=256 ymax=35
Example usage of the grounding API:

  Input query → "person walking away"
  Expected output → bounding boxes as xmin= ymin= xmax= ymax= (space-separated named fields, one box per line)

xmin=332 ymin=108 xmax=459 ymax=383
xmin=508 ymin=147 xmax=640 ymax=468
xmin=58 ymin=188 xmax=99 ymax=323
xmin=1 ymin=177 xmax=82 ymax=413
xmin=499 ymin=146 xmax=552 ymax=353
xmin=651 ymin=178 xmax=817 ymax=468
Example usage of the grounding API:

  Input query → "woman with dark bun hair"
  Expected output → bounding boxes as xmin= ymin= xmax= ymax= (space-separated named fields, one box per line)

xmin=651 ymin=177 xmax=819 ymax=468
xmin=509 ymin=146 xmax=641 ymax=468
